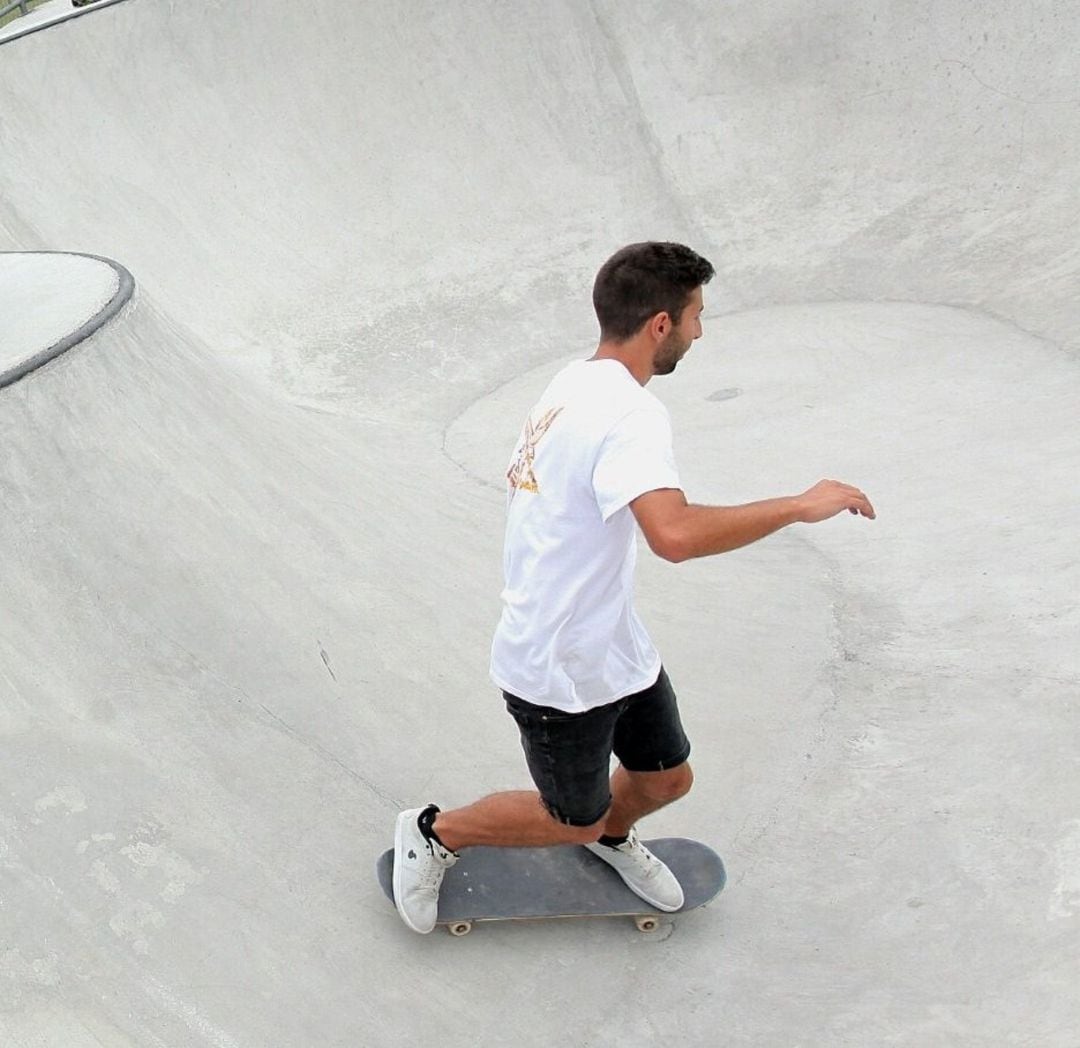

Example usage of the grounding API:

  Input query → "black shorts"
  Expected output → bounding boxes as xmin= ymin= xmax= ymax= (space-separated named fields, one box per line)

xmin=503 ymin=666 xmax=691 ymax=827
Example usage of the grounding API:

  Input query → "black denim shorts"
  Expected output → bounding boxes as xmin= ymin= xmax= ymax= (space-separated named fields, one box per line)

xmin=503 ymin=666 xmax=691 ymax=827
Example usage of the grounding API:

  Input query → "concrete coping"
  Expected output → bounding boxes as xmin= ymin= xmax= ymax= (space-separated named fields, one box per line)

xmin=0 ymin=251 xmax=135 ymax=387
xmin=0 ymin=0 xmax=130 ymax=45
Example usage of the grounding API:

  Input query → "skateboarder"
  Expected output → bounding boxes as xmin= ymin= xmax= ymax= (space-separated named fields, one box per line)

xmin=393 ymin=241 xmax=875 ymax=933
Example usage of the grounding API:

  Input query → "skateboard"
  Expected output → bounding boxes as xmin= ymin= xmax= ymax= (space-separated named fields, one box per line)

xmin=376 ymin=836 xmax=725 ymax=936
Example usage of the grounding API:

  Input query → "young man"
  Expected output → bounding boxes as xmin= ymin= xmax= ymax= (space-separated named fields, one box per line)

xmin=393 ymin=242 xmax=875 ymax=933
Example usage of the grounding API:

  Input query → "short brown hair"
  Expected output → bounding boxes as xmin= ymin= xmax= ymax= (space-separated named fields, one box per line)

xmin=592 ymin=242 xmax=714 ymax=342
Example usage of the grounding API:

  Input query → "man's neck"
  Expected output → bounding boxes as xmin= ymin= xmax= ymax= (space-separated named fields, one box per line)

xmin=590 ymin=340 xmax=652 ymax=386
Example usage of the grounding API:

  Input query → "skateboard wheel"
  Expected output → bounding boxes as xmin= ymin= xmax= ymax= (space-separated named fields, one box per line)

xmin=634 ymin=916 xmax=660 ymax=933
xmin=448 ymin=921 xmax=473 ymax=937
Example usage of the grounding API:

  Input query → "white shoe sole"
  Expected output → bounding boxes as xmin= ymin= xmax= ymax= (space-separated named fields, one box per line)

xmin=630 ymin=884 xmax=683 ymax=913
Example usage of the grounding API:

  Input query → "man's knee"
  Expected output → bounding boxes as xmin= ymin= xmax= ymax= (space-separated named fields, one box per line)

xmin=664 ymin=762 xmax=694 ymax=802
xmin=635 ymin=761 xmax=694 ymax=804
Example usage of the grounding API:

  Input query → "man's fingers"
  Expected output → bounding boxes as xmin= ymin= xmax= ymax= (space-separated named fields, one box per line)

xmin=801 ymin=479 xmax=876 ymax=522
xmin=851 ymin=492 xmax=876 ymax=519
xmin=826 ymin=480 xmax=875 ymax=519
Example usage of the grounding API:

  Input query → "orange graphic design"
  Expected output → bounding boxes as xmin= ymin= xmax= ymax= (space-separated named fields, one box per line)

xmin=507 ymin=407 xmax=563 ymax=497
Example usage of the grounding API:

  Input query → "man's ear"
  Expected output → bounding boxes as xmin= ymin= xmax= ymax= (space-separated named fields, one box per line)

xmin=648 ymin=311 xmax=671 ymax=341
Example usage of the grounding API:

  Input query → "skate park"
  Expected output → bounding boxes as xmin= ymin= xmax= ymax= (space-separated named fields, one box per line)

xmin=2 ymin=1 xmax=1078 ymax=1044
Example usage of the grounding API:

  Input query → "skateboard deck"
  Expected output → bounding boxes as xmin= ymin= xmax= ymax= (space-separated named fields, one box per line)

xmin=376 ymin=836 xmax=725 ymax=935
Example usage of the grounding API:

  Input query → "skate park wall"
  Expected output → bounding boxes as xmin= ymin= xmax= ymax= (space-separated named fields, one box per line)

xmin=2 ymin=0 xmax=1079 ymax=408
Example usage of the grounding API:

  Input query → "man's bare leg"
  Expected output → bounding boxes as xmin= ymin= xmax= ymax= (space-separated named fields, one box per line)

xmin=432 ymin=791 xmax=604 ymax=853
xmin=602 ymin=763 xmax=694 ymax=839
xmin=432 ymin=763 xmax=693 ymax=853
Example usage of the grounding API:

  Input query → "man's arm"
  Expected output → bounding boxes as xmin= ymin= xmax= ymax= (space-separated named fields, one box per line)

xmin=630 ymin=480 xmax=875 ymax=563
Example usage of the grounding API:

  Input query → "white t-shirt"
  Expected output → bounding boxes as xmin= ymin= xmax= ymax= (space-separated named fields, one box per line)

xmin=489 ymin=359 xmax=682 ymax=712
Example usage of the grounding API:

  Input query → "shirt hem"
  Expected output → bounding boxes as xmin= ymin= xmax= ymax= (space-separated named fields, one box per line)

xmin=490 ymin=657 xmax=663 ymax=713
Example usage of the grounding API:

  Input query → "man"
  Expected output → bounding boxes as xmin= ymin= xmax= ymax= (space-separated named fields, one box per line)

xmin=392 ymin=242 xmax=875 ymax=934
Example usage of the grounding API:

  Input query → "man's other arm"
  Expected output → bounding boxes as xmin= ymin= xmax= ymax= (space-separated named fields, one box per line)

xmin=630 ymin=480 xmax=875 ymax=564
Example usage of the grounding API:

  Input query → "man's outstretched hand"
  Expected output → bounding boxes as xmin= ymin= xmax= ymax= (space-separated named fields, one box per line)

xmin=794 ymin=479 xmax=876 ymax=523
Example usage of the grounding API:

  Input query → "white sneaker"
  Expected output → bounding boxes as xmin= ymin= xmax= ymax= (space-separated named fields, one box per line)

xmin=585 ymin=828 xmax=684 ymax=912
xmin=393 ymin=805 xmax=458 ymax=934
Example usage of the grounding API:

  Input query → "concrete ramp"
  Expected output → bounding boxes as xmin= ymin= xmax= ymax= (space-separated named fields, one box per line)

xmin=1 ymin=2 xmax=1078 ymax=1045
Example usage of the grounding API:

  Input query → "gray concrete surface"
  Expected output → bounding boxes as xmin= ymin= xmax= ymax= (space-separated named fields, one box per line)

xmin=1 ymin=1 xmax=1078 ymax=1045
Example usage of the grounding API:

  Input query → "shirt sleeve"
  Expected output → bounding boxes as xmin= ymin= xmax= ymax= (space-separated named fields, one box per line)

xmin=592 ymin=405 xmax=682 ymax=522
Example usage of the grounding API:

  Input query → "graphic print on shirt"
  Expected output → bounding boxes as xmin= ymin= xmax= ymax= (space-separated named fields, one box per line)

xmin=506 ymin=407 xmax=563 ymax=499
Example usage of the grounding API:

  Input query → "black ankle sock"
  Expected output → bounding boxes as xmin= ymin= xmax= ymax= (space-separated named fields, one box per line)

xmin=597 ymin=833 xmax=628 ymax=848
xmin=417 ymin=804 xmax=448 ymax=848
